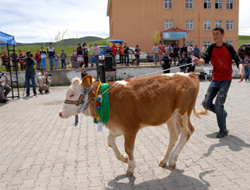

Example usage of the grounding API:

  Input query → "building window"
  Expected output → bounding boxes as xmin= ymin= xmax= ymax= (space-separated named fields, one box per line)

xmin=226 ymin=0 xmax=233 ymax=9
xmin=215 ymin=0 xmax=222 ymax=9
xmin=164 ymin=0 xmax=172 ymax=9
xmin=204 ymin=20 xmax=211 ymax=30
xmin=203 ymin=41 xmax=211 ymax=47
xmin=165 ymin=20 xmax=173 ymax=30
xmin=215 ymin=20 xmax=223 ymax=27
xmin=186 ymin=20 xmax=193 ymax=30
xmin=204 ymin=0 xmax=211 ymax=9
xmin=185 ymin=41 xmax=193 ymax=46
xmin=225 ymin=40 xmax=233 ymax=45
xmin=226 ymin=20 xmax=233 ymax=30
xmin=185 ymin=0 xmax=193 ymax=9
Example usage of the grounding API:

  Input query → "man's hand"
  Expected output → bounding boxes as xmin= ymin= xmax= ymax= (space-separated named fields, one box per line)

xmin=194 ymin=57 xmax=205 ymax=65
xmin=238 ymin=72 xmax=244 ymax=83
xmin=5 ymin=83 xmax=9 ymax=87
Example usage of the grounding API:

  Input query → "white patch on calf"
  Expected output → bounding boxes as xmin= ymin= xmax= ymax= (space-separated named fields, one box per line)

xmin=117 ymin=80 xmax=128 ymax=86
xmin=162 ymin=72 xmax=189 ymax=77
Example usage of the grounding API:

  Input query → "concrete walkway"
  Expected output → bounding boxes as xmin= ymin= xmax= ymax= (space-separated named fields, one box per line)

xmin=0 ymin=79 xmax=250 ymax=190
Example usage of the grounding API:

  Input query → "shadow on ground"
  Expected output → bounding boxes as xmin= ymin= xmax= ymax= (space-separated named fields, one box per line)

xmin=203 ymin=133 xmax=250 ymax=157
xmin=106 ymin=169 xmax=213 ymax=190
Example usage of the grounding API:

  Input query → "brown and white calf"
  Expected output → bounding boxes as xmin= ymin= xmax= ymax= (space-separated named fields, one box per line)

xmin=59 ymin=73 xmax=206 ymax=176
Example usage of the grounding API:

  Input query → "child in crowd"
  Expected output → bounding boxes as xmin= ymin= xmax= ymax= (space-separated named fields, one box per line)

xmin=178 ymin=54 xmax=188 ymax=73
xmin=61 ymin=49 xmax=67 ymax=69
xmin=243 ymin=54 xmax=250 ymax=82
xmin=54 ymin=52 xmax=60 ymax=70
xmin=35 ymin=50 xmax=41 ymax=71
xmin=71 ymin=49 xmax=78 ymax=68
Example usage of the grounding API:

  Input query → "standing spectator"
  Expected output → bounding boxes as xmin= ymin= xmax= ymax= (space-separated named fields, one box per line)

xmin=0 ymin=70 xmax=11 ymax=103
xmin=123 ymin=42 xmax=130 ymax=66
xmin=193 ymin=45 xmax=200 ymax=58
xmin=19 ymin=49 xmax=25 ymax=71
xmin=161 ymin=53 xmax=171 ymax=73
xmin=23 ymin=51 xmax=36 ymax=96
xmin=201 ymin=45 xmax=208 ymax=56
xmin=61 ymin=49 xmax=67 ymax=69
xmin=135 ymin=45 xmax=141 ymax=66
xmin=166 ymin=44 xmax=174 ymax=63
xmin=178 ymin=54 xmax=188 ymax=73
xmin=187 ymin=43 xmax=193 ymax=56
xmin=93 ymin=43 xmax=100 ymax=67
xmin=83 ymin=43 xmax=89 ymax=68
xmin=187 ymin=51 xmax=196 ymax=72
xmin=243 ymin=54 xmax=250 ymax=82
xmin=89 ymin=44 xmax=94 ymax=67
xmin=173 ymin=44 xmax=180 ymax=65
xmin=119 ymin=43 xmax=124 ymax=65
xmin=194 ymin=26 xmax=244 ymax=138
xmin=40 ymin=46 xmax=47 ymax=70
xmin=35 ymin=50 xmax=41 ymax=71
xmin=245 ymin=44 xmax=250 ymax=56
xmin=238 ymin=45 xmax=245 ymax=60
xmin=47 ymin=43 xmax=55 ymax=71
xmin=54 ymin=52 xmax=59 ymax=70
xmin=71 ymin=49 xmax=78 ymax=68
xmin=180 ymin=44 xmax=188 ymax=58
xmin=77 ymin=43 xmax=83 ymax=67
xmin=10 ymin=48 xmax=19 ymax=71
xmin=1 ymin=51 xmax=10 ymax=71
xmin=152 ymin=43 xmax=159 ymax=65
xmin=111 ymin=42 xmax=118 ymax=66
xmin=158 ymin=41 xmax=166 ymax=63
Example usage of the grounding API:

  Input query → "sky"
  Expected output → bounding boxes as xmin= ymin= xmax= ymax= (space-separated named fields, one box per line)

xmin=0 ymin=0 xmax=249 ymax=43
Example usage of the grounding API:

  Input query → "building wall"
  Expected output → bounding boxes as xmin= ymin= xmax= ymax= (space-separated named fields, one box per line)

xmin=108 ymin=0 xmax=239 ymax=52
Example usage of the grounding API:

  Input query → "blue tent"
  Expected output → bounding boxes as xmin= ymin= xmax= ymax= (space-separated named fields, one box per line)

xmin=0 ymin=31 xmax=17 ymax=45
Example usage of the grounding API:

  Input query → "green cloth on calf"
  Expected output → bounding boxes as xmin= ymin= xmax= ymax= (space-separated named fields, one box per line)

xmin=100 ymin=83 xmax=110 ymax=124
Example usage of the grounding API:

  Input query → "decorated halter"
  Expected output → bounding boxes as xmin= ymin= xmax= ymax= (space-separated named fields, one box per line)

xmin=64 ymin=86 xmax=94 ymax=114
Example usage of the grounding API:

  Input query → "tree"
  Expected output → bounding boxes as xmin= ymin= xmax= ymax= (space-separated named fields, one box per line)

xmin=54 ymin=29 xmax=69 ymax=47
xmin=153 ymin=30 xmax=161 ymax=44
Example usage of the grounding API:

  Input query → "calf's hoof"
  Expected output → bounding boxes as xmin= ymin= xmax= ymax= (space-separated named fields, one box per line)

xmin=126 ymin=171 xmax=134 ymax=176
xmin=169 ymin=165 xmax=176 ymax=171
xmin=159 ymin=161 xmax=166 ymax=167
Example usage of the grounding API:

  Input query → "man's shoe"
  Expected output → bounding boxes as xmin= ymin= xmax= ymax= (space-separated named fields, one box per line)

xmin=0 ymin=99 xmax=7 ymax=103
xmin=45 ymin=90 xmax=49 ymax=93
xmin=216 ymin=130 xmax=228 ymax=138
xmin=39 ymin=89 xmax=43 ymax=94
xmin=26 ymin=94 xmax=30 ymax=97
xmin=34 ymin=93 xmax=37 ymax=96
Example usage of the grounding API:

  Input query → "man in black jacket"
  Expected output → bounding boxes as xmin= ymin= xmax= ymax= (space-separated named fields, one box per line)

xmin=161 ymin=53 xmax=171 ymax=73
xmin=180 ymin=44 xmax=188 ymax=58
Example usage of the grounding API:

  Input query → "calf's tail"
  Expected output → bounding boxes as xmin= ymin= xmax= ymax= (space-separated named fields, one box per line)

xmin=193 ymin=108 xmax=208 ymax=119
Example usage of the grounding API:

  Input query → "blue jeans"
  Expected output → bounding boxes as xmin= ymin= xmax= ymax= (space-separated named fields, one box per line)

xmin=61 ymin=59 xmax=66 ymax=69
xmin=136 ymin=56 xmax=140 ymax=66
xmin=119 ymin=55 xmax=124 ymax=64
xmin=202 ymin=80 xmax=231 ymax=133
xmin=36 ymin=60 xmax=41 ymax=70
xmin=26 ymin=71 xmax=36 ymax=95
xmin=49 ymin=57 xmax=54 ymax=70
xmin=112 ymin=55 xmax=116 ymax=66
xmin=124 ymin=54 xmax=129 ymax=65
xmin=244 ymin=67 xmax=250 ymax=81
xmin=95 ymin=55 xmax=99 ymax=66
xmin=41 ymin=58 xmax=46 ymax=69
xmin=89 ymin=56 xmax=94 ymax=67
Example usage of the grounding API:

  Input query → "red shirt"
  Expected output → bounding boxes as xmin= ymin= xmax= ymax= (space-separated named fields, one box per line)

xmin=203 ymin=43 xmax=242 ymax=81
xmin=19 ymin=53 xmax=25 ymax=64
xmin=35 ymin=53 xmax=41 ymax=61
xmin=111 ymin=45 xmax=118 ymax=55
xmin=158 ymin=44 xmax=166 ymax=54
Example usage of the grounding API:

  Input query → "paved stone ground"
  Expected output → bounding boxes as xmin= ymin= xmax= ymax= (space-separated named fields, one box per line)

xmin=0 ymin=79 xmax=250 ymax=190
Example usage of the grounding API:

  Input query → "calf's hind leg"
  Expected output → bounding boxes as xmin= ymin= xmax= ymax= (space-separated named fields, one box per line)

xmin=124 ymin=133 xmax=137 ymax=176
xmin=159 ymin=116 xmax=180 ymax=167
xmin=168 ymin=114 xmax=194 ymax=170
xmin=107 ymin=131 xmax=128 ymax=163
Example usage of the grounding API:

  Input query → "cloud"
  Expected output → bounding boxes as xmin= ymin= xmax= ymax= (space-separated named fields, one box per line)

xmin=0 ymin=0 xmax=109 ymax=43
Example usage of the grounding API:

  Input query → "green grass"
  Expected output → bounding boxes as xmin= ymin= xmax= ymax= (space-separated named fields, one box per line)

xmin=238 ymin=35 xmax=250 ymax=48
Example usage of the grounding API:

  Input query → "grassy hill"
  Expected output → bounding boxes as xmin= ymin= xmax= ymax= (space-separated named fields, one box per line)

xmin=16 ymin=36 xmax=104 ymax=47
xmin=238 ymin=35 xmax=250 ymax=47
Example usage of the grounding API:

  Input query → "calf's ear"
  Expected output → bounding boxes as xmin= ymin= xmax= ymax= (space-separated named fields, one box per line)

xmin=82 ymin=75 xmax=93 ymax=89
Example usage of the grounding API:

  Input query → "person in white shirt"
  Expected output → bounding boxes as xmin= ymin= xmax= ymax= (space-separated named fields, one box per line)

xmin=187 ymin=51 xmax=196 ymax=72
xmin=187 ymin=44 xmax=193 ymax=56
xmin=37 ymin=69 xmax=51 ymax=94
xmin=152 ymin=43 xmax=159 ymax=65
xmin=201 ymin=45 xmax=208 ymax=56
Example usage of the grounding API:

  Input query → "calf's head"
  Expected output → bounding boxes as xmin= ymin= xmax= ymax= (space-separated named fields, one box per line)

xmin=59 ymin=75 xmax=94 ymax=118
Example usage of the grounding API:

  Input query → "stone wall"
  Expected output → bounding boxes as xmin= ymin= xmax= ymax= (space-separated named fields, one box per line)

xmin=4 ymin=64 xmax=240 ymax=86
